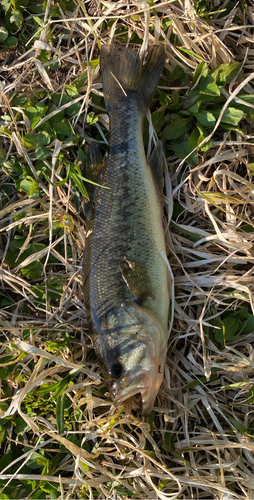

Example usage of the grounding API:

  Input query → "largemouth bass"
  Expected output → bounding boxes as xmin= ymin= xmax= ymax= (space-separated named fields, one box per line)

xmin=83 ymin=44 xmax=170 ymax=415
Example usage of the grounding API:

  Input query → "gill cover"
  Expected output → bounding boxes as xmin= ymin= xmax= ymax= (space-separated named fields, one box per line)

xmin=98 ymin=302 xmax=167 ymax=416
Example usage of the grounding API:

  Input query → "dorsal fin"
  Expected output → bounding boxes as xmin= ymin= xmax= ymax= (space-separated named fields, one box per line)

xmin=148 ymin=140 xmax=164 ymax=196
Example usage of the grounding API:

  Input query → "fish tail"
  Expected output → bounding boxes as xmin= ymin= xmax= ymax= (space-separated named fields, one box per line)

xmin=100 ymin=44 xmax=165 ymax=114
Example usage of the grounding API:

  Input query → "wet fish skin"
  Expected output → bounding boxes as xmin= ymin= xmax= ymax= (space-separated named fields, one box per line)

xmin=83 ymin=44 xmax=170 ymax=415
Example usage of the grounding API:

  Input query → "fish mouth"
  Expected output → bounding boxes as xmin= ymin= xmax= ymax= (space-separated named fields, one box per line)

xmin=111 ymin=370 xmax=158 ymax=416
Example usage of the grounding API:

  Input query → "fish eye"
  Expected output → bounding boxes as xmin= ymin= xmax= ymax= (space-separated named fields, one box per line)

xmin=110 ymin=362 xmax=123 ymax=379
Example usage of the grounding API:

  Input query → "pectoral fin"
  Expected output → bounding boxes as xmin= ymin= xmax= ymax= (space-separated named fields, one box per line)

xmin=120 ymin=257 xmax=154 ymax=305
xmin=83 ymin=143 xmax=103 ymax=217
xmin=148 ymin=140 xmax=163 ymax=195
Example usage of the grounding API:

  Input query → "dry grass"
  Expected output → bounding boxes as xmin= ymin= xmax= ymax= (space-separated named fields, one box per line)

xmin=1 ymin=0 xmax=254 ymax=498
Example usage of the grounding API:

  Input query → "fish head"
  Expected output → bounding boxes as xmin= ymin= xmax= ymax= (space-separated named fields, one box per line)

xmin=99 ymin=302 xmax=167 ymax=416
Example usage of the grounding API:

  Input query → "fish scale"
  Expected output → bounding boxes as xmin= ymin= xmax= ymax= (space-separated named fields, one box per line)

xmin=83 ymin=44 xmax=170 ymax=415
xmin=86 ymin=100 xmax=166 ymax=327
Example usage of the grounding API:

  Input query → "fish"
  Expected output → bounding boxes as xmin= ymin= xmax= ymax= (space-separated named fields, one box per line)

xmin=83 ymin=43 xmax=171 ymax=416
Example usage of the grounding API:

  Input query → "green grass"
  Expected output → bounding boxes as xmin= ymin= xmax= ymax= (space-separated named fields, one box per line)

xmin=1 ymin=0 xmax=254 ymax=498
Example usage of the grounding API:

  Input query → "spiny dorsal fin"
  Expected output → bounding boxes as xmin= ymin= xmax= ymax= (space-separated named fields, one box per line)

xmin=83 ymin=143 xmax=104 ymax=216
xmin=83 ymin=143 xmax=103 ymax=185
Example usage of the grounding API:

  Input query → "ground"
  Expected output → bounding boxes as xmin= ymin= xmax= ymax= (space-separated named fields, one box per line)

xmin=0 ymin=0 xmax=254 ymax=499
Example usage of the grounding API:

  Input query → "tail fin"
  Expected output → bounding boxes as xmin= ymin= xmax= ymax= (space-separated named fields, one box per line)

xmin=100 ymin=44 xmax=165 ymax=113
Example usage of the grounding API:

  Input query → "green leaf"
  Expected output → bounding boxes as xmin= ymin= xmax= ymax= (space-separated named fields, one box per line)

xmin=23 ymin=133 xmax=38 ymax=147
xmin=0 ymin=364 xmax=14 ymax=379
xmin=89 ymin=58 xmax=99 ymax=67
xmin=162 ymin=118 xmax=191 ymax=140
xmin=190 ymin=61 xmax=208 ymax=89
xmin=50 ymin=55 xmax=61 ymax=70
xmin=70 ymin=169 xmax=89 ymax=198
xmin=196 ymin=125 xmax=213 ymax=151
xmin=36 ymin=378 xmax=66 ymax=395
xmin=151 ymin=109 xmax=165 ymax=134
xmin=248 ymin=163 xmax=254 ymax=175
xmin=159 ymin=479 xmax=170 ymax=491
xmin=193 ymin=110 xmax=216 ymax=127
xmin=3 ymin=158 xmax=23 ymax=178
xmin=170 ymin=65 xmax=188 ymax=84
xmin=11 ymin=93 xmax=27 ymax=106
xmin=7 ymin=236 xmax=26 ymax=253
xmin=0 ymin=455 xmax=13 ymax=475
xmin=25 ymin=106 xmax=40 ymax=129
xmin=0 ymin=27 xmax=8 ymax=42
xmin=187 ymin=102 xmax=199 ymax=114
xmin=80 ymin=460 xmax=90 ymax=471
xmin=40 ymin=479 xmax=58 ymax=495
xmin=164 ymin=431 xmax=172 ymax=451
xmin=21 ymin=260 xmax=44 ymax=279
xmin=215 ymin=316 xmax=239 ymax=344
xmin=15 ymin=416 xmax=27 ymax=434
xmin=38 ymin=52 xmax=49 ymax=66
xmin=234 ymin=93 xmax=254 ymax=112
xmin=170 ymin=139 xmax=188 ymax=159
xmin=37 ymin=131 xmax=51 ymax=146
xmin=0 ymin=147 xmax=5 ymax=160
xmin=241 ymin=315 xmax=254 ymax=335
xmin=0 ymin=126 xmax=12 ymax=137
xmin=54 ymin=170 xmax=70 ymax=186
xmin=36 ymin=102 xmax=48 ymax=117
xmin=56 ymin=394 xmax=66 ymax=434
xmin=159 ymin=93 xmax=170 ymax=107
xmin=10 ymin=9 xmax=23 ymax=25
xmin=199 ymin=82 xmax=220 ymax=96
xmin=27 ymin=451 xmax=44 ymax=469
xmin=188 ymin=129 xmax=199 ymax=163
xmin=3 ymin=36 xmax=18 ymax=49
xmin=247 ymin=385 xmax=254 ymax=404
xmin=211 ymin=62 xmax=240 ymax=86
xmin=25 ymin=106 xmax=37 ymax=118
xmin=30 ymin=490 xmax=47 ymax=499
xmin=0 ymin=289 xmax=13 ymax=306
xmin=77 ymin=149 xmax=85 ymax=162
xmin=178 ymin=47 xmax=203 ymax=61
xmin=2 ymin=114 xmax=12 ymax=122
xmin=52 ymin=375 xmax=71 ymax=398
xmin=35 ymin=145 xmax=50 ymax=160
xmin=199 ymin=191 xmax=243 ymax=205
xmin=188 ymin=128 xmax=200 ymax=150
xmin=213 ymin=107 xmax=244 ymax=125
xmin=66 ymin=101 xmax=81 ymax=117
xmin=19 ymin=176 xmax=39 ymax=196
xmin=0 ymin=0 xmax=11 ymax=11
xmin=225 ymin=414 xmax=248 ymax=434
xmin=231 ymin=308 xmax=249 ymax=319
xmin=87 ymin=111 xmax=98 ymax=125
xmin=171 ymin=139 xmax=198 ymax=165
xmin=55 ymin=121 xmax=72 ymax=139
xmin=63 ymin=133 xmax=76 ymax=144
xmin=65 ymin=84 xmax=79 ymax=97
xmin=74 ymin=71 xmax=88 ymax=89
xmin=31 ymin=14 xmax=44 ymax=26
xmin=51 ymin=94 xmax=69 ymax=108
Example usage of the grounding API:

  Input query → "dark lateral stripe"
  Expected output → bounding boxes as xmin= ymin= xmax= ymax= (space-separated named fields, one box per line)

xmin=109 ymin=141 xmax=129 ymax=155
